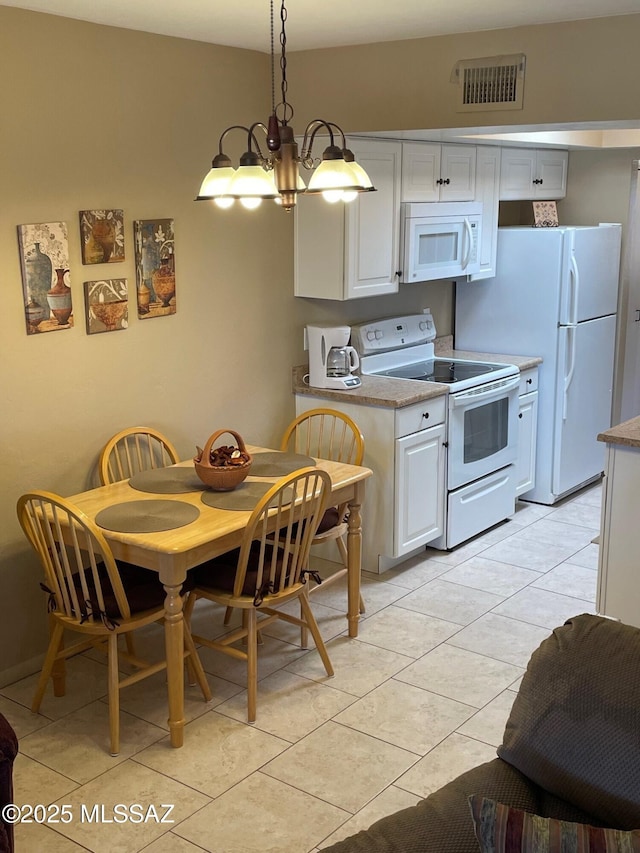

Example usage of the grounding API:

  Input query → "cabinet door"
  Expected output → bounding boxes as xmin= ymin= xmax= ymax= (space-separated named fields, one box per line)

xmin=394 ymin=423 xmax=445 ymax=556
xmin=469 ymin=145 xmax=501 ymax=281
xmin=439 ymin=144 xmax=476 ymax=202
xmin=516 ymin=391 xmax=537 ymax=496
xmin=535 ymin=149 xmax=568 ymax=199
xmin=401 ymin=142 xmax=440 ymax=202
xmin=344 ymin=138 xmax=402 ymax=299
xmin=499 ymin=148 xmax=537 ymax=200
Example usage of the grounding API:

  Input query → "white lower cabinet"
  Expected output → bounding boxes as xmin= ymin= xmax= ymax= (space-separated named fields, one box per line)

xmin=394 ymin=421 xmax=446 ymax=556
xmin=597 ymin=441 xmax=640 ymax=629
xmin=294 ymin=393 xmax=447 ymax=573
xmin=516 ymin=368 xmax=538 ymax=497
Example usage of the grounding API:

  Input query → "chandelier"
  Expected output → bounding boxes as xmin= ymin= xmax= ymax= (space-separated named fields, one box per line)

xmin=195 ymin=0 xmax=375 ymax=212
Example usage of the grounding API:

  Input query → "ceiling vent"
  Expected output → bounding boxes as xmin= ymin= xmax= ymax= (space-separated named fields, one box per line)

xmin=452 ymin=54 xmax=525 ymax=112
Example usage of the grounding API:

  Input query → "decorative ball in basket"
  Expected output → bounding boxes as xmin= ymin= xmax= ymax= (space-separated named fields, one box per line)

xmin=193 ymin=429 xmax=253 ymax=491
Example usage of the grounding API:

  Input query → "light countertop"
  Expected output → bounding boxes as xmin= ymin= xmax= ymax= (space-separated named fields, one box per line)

xmin=598 ymin=416 xmax=640 ymax=448
xmin=292 ymin=344 xmax=543 ymax=410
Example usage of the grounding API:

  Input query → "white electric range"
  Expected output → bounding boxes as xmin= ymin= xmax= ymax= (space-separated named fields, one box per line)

xmin=352 ymin=313 xmax=520 ymax=550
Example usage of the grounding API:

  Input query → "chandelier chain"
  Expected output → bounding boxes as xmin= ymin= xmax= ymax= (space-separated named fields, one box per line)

xmin=279 ymin=0 xmax=292 ymax=124
xmin=270 ymin=0 xmax=276 ymax=115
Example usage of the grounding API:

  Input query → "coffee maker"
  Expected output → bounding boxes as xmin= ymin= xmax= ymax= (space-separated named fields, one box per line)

xmin=306 ymin=325 xmax=362 ymax=390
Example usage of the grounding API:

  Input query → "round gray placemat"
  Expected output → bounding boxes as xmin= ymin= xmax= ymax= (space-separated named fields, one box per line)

xmin=129 ymin=466 xmax=205 ymax=494
xmin=95 ymin=500 xmax=200 ymax=533
xmin=201 ymin=481 xmax=275 ymax=511
xmin=250 ymin=451 xmax=315 ymax=477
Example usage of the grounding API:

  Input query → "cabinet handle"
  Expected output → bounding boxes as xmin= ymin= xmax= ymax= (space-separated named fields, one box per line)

xmin=443 ymin=178 xmax=450 ymax=185
xmin=395 ymin=270 xmax=403 ymax=278
xmin=518 ymin=412 xmax=523 ymax=419
xmin=436 ymin=178 xmax=444 ymax=185
xmin=526 ymin=378 xmax=532 ymax=384
xmin=442 ymin=441 xmax=449 ymax=448
xmin=422 ymin=412 xmax=430 ymax=419
xmin=533 ymin=178 xmax=543 ymax=185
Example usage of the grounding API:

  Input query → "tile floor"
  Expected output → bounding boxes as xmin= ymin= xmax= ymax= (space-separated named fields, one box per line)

xmin=1 ymin=483 xmax=602 ymax=852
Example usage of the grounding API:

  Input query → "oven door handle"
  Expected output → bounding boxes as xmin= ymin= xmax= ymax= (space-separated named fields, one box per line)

xmin=450 ymin=375 xmax=520 ymax=407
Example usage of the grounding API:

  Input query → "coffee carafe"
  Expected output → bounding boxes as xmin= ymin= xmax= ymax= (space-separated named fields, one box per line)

xmin=307 ymin=325 xmax=362 ymax=390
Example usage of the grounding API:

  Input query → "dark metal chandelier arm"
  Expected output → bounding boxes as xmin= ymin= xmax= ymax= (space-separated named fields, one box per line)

xmin=300 ymin=119 xmax=337 ymax=166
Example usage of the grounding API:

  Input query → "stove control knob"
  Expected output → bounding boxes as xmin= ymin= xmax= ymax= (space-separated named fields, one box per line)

xmin=418 ymin=320 xmax=427 ymax=331
xmin=366 ymin=330 xmax=376 ymax=341
xmin=375 ymin=330 xmax=384 ymax=340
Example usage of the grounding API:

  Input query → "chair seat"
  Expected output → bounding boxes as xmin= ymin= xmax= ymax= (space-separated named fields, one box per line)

xmin=59 ymin=562 xmax=195 ymax=622
xmin=194 ymin=543 xmax=293 ymax=599
xmin=316 ymin=506 xmax=341 ymax=534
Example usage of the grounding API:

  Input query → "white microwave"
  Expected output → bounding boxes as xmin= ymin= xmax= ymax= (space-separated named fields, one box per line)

xmin=400 ymin=202 xmax=483 ymax=283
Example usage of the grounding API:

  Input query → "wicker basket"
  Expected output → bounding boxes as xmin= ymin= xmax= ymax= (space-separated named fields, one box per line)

xmin=194 ymin=429 xmax=253 ymax=491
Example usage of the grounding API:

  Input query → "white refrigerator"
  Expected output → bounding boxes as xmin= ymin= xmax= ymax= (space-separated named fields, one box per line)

xmin=455 ymin=224 xmax=622 ymax=505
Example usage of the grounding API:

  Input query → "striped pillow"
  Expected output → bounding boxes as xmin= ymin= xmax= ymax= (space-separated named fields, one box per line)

xmin=468 ymin=796 xmax=640 ymax=852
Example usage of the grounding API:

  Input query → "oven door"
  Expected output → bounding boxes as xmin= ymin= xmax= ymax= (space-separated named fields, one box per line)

xmin=448 ymin=375 xmax=520 ymax=490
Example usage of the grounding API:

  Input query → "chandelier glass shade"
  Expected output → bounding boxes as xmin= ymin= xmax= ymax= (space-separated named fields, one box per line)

xmin=195 ymin=1 xmax=375 ymax=212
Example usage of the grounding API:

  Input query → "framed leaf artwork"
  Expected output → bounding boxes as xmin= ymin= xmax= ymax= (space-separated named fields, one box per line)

xmin=133 ymin=218 xmax=176 ymax=319
xmin=84 ymin=279 xmax=128 ymax=334
xmin=80 ymin=209 xmax=125 ymax=264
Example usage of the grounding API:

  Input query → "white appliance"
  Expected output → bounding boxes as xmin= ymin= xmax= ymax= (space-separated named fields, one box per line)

xmin=307 ymin=325 xmax=362 ymax=390
xmin=455 ymin=223 xmax=622 ymax=505
xmin=400 ymin=202 xmax=483 ymax=283
xmin=353 ymin=313 xmax=520 ymax=549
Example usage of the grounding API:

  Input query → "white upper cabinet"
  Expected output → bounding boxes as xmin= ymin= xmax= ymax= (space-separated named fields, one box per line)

xmin=402 ymin=142 xmax=476 ymax=203
xmin=499 ymin=147 xmax=568 ymax=200
xmin=294 ymin=138 xmax=402 ymax=301
xmin=468 ymin=145 xmax=501 ymax=281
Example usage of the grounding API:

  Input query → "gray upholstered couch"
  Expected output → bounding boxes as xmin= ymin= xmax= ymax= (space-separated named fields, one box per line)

xmin=323 ymin=613 xmax=640 ymax=852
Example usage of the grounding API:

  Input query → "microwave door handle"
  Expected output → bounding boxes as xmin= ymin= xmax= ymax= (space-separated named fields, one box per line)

xmin=461 ymin=218 xmax=473 ymax=270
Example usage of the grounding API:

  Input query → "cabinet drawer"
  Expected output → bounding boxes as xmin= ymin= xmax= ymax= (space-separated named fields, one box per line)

xmin=519 ymin=368 xmax=538 ymax=395
xmin=395 ymin=395 xmax=447 ymax=438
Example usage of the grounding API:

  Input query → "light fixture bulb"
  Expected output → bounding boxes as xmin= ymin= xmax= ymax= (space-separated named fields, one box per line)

xmin=214 ymin=196 xmax=234 ymax=209
xmin=240 ymin=197 xmax=262 ymax=210
xmin=341 ymin=190 xmax=358 ymax=202
xmin=322 ymin=189 xmax=345 ymax=203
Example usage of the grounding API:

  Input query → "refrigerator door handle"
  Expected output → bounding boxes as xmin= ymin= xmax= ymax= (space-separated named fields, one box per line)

xmin=563 ymin=324 xmax=577 ymax=421
xmin=569 ymin=254 xmax=580 ymax=325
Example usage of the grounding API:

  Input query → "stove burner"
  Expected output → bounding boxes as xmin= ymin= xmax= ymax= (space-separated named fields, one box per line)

xmin=374 ymin=358 xmax=508 ymax=385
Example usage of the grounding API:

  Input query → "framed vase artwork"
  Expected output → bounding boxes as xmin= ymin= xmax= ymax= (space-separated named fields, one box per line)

xmin=79 ymin=209 xmax=125 ymax=264
xmin=133 ymin=218 xmax=176 ymax=319
xmin=84 ymin=279 xmax=128 ymax=334
xmin=17 ymin=221 xmax=73 ymax=334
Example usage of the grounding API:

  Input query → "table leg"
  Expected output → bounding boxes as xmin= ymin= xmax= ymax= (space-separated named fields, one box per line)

xmin=161 ymin=574 xmax=185 ymax=748
xmin=346 ymin=483 xmax=364 ymax=638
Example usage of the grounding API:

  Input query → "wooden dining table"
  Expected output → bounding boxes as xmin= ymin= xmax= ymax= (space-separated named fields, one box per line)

xmin=66 ymin=446 xmax=372 ymax=748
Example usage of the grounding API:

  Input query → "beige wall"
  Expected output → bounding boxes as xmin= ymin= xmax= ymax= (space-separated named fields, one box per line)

xmin=287 ymin=14 xmax=640 ymax=134
xmin=3 ymin=6 xmax=640 ymax=681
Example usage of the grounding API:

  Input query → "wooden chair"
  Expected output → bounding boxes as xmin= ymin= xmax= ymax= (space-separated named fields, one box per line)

xmin=222 ymin=407 xmax=366 ymax=634
xmin=184 ymin=467 xmax=334 ymax=722
xmin=98 ymin=426 xmax=180 ymax=485
xmin=281 ymin=408 xmax=366 ymax=626
xmin=17 ymin=490 xmax=212 ymax=756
